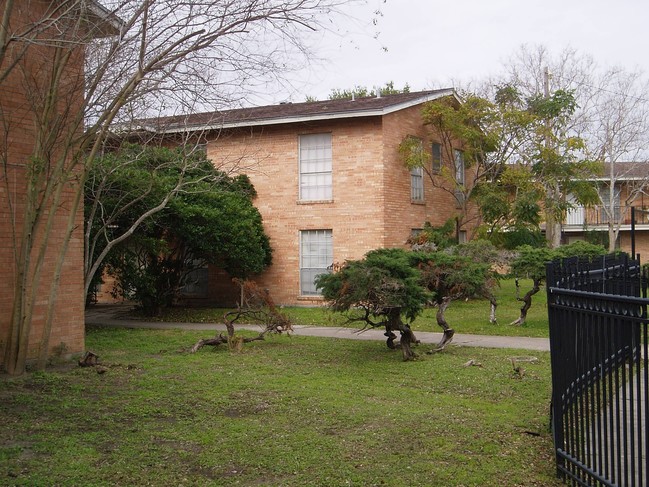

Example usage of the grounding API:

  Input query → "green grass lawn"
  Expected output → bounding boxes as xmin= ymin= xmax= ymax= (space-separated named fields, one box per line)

xmin=149 ymin=278 xmax=551 ymax=338
xmin=0 ymin=326 xmax=561 ymax=486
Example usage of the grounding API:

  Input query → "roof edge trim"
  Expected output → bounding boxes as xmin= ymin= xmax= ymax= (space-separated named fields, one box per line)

xmin=152 ymin=89 xmax=459 ymax=135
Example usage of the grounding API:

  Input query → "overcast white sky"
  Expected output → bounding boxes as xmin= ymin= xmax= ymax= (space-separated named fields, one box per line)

xmin=271 ymin=0 xmax=649 ymax=103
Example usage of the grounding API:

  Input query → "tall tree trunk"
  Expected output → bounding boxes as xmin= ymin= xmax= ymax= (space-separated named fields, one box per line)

xmin=546 ymin=219 xmax=562 ymax=249
xmin=608 ymin=222 xmax=617 ymax=253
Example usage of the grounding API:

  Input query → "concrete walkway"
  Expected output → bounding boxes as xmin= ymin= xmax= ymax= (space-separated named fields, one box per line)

xmin=86 ymin=304 xmax=550 ymax=352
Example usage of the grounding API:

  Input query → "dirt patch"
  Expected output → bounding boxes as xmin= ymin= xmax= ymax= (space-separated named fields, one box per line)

xmin=223 ymin=390 xmax=275 ymax=417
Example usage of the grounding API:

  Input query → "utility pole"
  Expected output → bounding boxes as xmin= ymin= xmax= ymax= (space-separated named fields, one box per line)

xmin=543 ymin=66 xmax=550 ymax=98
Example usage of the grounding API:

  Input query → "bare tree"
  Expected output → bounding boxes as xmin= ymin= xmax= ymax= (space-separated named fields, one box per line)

xmin=581 ymin=68 xmax=649 ymax=251
xmin=496 ymin=45 xmax=649 ymax=248
xmin=0 ymin=0 xmax=358 ymax=375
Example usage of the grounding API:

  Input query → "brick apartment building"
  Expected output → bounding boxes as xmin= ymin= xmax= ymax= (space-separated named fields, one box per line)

xmin=563 ymin=162 xmax=649 ymax=260
xmin=143 ymin=89 xmax=477 ymax=306
xmin=0 ymin=1 xmax=118 ymax=370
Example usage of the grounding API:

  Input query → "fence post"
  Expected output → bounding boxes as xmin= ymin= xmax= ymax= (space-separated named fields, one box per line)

xmin=546 ymin=260 xmax=565 ymax=480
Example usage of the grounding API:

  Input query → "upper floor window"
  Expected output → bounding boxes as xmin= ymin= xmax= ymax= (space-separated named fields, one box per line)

xmin=431 ymin=142 xmax=442 ymax=174
xmin=454 ymin=149 xmax=465 ymax=207
xmin=405 ymin=136 xmax=424 ymax=202
xmin=454 ymin=149 xmax=465 ymax=186
xmin=597 ymin=185 xmax=622 ymax=223
xmin=299 ymin=133 xmax=332 ymax=201
xmin=411 ymin=166 xmax=424 ymax=201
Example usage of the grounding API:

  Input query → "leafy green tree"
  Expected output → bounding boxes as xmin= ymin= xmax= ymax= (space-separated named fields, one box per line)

xmin=407 ymin=219 xmax=456 ymax=251
xmin=410 ymin=250 xmax=496 ymax=349
xmin=509 ymin=241 xmax=607 ymax=325
xmin=499 ymin=46 xmax=649 ymax=252
xmin=406 ymin=86 xmax=600 ymax=247
xmin=326 ymin=81 xmax=410 ymax=100
xmin=86 ymin=144 xmax=271 ymax=315
xmin=315 ymin=247 xmax=497 ymax=359
xmin=315 ymin=248 xmax=429 ymax=361
xmin=402 ymin=88 xmax=534 ymax=236
xmin=525 ymin=90 xmax=601 ymax=247
xmin=84 ymin=143 xmax=231 ymax=298
xmin=450 ymin=239 xmax=504 ymax=323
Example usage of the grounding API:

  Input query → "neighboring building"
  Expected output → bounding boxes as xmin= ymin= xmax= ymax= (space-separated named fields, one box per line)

xmin=563 ymin=162 xmax=649 ymax=261
xmin=0 ymin=1 xmax=119 ymax=369
xmin=143 ymin=89 xmax=477 ymax=306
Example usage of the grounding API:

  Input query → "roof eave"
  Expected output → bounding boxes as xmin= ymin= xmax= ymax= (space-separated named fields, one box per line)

xmin=156 ymin=88 xmax=458 ymax=135
xmin=87 ymin=1 xmax=124 ymax=38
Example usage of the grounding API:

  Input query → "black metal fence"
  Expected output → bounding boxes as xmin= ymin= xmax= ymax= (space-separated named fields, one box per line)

xmin=546 ymin=253 xmax=649 ymax=486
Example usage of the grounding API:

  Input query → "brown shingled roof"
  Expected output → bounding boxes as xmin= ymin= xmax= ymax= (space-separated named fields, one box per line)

xmin=138 ymin=88 xmax=457 ymax=134
xmin=601 ymin=162 xmax=649 ymax=180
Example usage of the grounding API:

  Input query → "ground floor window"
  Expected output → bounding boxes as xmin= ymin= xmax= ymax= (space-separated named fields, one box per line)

xmin=180 ymin=265 xmax=209 ymax=297
xmin=300 ymin=229 xmax=333 ymax=296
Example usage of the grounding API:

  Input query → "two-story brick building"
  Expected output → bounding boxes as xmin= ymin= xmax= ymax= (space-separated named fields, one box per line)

xmin=142 ymin=89 xmax=477 ymax=306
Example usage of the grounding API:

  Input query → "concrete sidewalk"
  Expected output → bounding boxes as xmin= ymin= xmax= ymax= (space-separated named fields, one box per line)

xmin=85 ymin=304 xmax=550 ymax=352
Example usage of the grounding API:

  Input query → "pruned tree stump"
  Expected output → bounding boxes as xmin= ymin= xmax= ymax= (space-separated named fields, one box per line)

xmin=190 ymin=280 xmax=293 ymax=353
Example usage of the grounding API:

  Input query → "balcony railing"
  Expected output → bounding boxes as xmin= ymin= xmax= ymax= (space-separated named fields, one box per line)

xmin=565 ymin=205 xmax=649 ymax=227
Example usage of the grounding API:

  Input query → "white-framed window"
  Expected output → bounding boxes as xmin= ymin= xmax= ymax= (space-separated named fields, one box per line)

xmin=411 ymin=166 xmax=424 ymax=201
xmin=300 ymin=229 xmax=333 ymax=296
xmin=454 ymin=149 xmax=465 ymax=207
xmin=597 ymin=185 xmax=621 ymax=223
xmin=454 ymin=149 xmax=465 ymax=186
xmin=299 ymin=133 xmax=332 ymax=201
xmin=405 ymin=136 xmax=424 ymax=202
xmin=431 ymin=142 xmax=442 ymax=174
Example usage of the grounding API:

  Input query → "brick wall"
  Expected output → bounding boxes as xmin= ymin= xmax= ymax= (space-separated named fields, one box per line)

xmin=207 ymin=118 xmax=385 ymax=305
xmin=0 ymin=0 xmax=86 ymax=367
xmin=619 ymin=232 xmax=649 ymax=263
xmin=381 ymin=105 xmax=466 ymax=246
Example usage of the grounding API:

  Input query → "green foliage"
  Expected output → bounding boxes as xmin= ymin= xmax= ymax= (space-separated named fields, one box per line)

xmin=419 ymin=95 xmax=498 ymax=172
xmin=398 ymin=135 xmax=426 ymax=170
xmin=509 ymin=245 xmax=556 ymax=282
xmin=86 ymin=144 xmax=271 ymax=315
xmin=497 ymin=227 xmax=545 ymax=250
xmin=408 ymin=219 xmax=457 ymax=250
xmin=527 ymin=89 xmax=578 ymax=120
xmin=510 ymin=241 xmax=607 ymax=282
xmin=416 ymin=86 xmax=542 ymax=236
xmin=422 ymin=85 xmax=601 ymax=245
xmin=409 ymin=250 xmax=495 ymax=302
xmin=170 ymin=190 xmax=271 ymax=277
xmin=471 ymin=183 xmax=512 ymax=226
xmin=451 ymin=239 xmax=505 ymax=269
xmin=316 ymin=246 xmax=496 ymax=325
xmin=553 ymin=240 xmax=607 ymax=260
xmin=327 ymin=81 xmax=410 ymax=100
xmin=315 ymin=248 xmax=431 ymax=323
